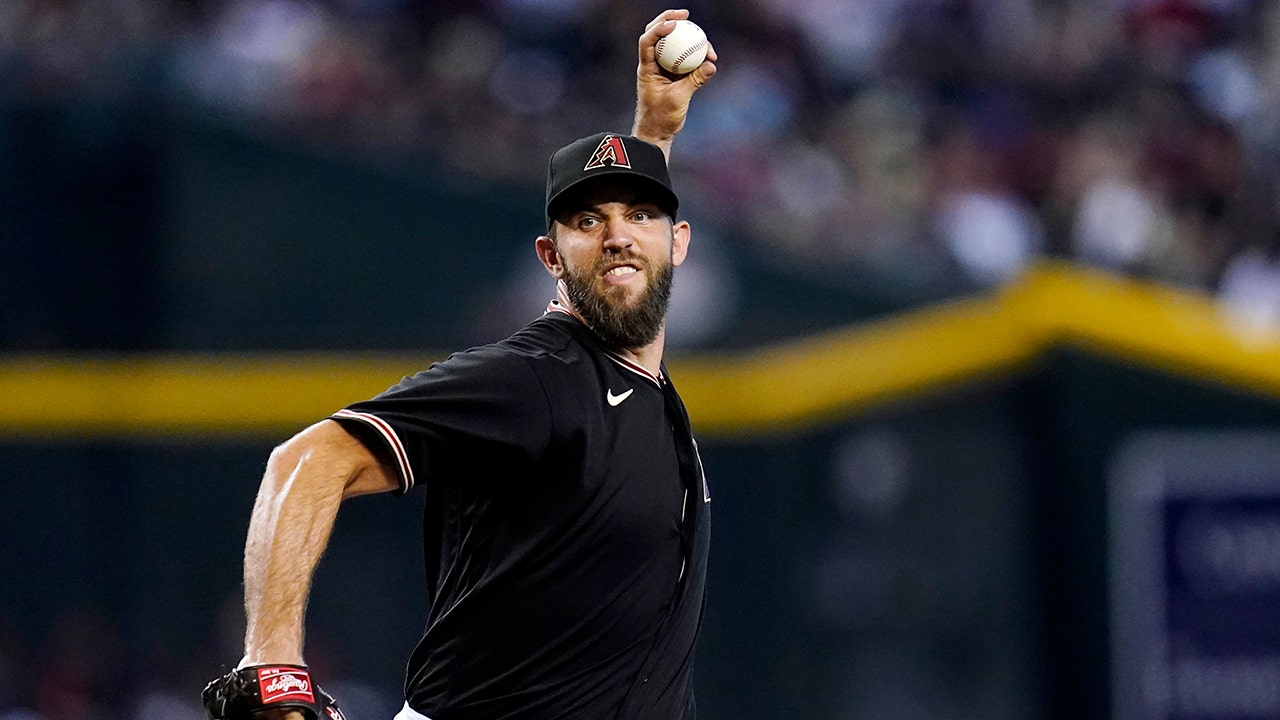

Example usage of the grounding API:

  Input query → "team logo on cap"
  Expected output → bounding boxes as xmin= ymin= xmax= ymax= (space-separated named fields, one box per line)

xmin=584 ymin=134 xmax=631 ymax=171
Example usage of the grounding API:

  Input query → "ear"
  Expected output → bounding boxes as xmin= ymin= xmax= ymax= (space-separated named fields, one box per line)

xmin=535 ymin=235 xmax=565 ymax=278
xmin=671 ymin=220 xmax=691 ymax=267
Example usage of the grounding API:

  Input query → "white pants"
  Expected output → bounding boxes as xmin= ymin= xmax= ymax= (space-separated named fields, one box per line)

xmin=393 ymin=702 xmax=432 ymax=720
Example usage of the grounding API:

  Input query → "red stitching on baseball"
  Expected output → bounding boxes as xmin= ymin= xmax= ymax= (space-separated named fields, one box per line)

xmin=657 ymin=35 xmax=706 ymax=74
xmin=672 ymin=39 xmax=706 ymax=73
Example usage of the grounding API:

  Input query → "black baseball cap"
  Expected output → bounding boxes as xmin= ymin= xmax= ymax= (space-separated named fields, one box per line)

xmin=544 ymin=132 xmax=679 ymax=229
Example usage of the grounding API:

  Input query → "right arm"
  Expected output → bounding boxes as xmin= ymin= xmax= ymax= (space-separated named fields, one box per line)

xmin=240 ymin=418 xmax=399 ymax=667
xmin=632 ymin=8 xmax=718 ymax=161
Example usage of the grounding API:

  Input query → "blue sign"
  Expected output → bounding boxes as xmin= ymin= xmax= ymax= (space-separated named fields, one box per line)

xmin=1111 ymin=432 xmax=1280 ymax=720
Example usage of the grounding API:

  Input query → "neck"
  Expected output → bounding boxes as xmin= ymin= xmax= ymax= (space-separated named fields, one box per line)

xmin=555 ymin=281 xmax=667 ymax=377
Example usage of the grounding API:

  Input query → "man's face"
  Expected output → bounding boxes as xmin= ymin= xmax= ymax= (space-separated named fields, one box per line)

xmin=541 ymin=180 xmax=690 ymax=350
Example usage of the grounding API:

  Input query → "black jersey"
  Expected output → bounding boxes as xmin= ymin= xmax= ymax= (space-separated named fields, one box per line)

xmin=331 ymin=309 xmax=710 ymax=720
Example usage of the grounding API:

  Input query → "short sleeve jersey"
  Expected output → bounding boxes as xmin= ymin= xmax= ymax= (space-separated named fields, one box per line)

xmin=330 ymin=310 xmax=711 ymax=720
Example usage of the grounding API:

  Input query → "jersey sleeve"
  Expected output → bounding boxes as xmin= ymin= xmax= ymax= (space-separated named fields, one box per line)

xmin=330 ymin=348 xmax=552 ymax=495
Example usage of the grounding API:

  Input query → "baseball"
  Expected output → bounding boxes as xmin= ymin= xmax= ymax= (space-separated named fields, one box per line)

xmin=655 ymin=20 xmax=708 ymax=75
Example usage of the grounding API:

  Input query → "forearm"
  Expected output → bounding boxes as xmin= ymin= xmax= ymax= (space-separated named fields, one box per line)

xmin=241 ymin=438 xmax=348 ymax=665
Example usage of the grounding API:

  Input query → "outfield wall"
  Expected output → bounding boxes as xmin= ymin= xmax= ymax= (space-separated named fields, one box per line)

xmin=4 ymin=264 xmax=1280 ymax=719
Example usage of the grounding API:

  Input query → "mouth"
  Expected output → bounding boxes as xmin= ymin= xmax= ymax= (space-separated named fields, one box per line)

xmin=602 ymin=262 xmax=642 ymax=285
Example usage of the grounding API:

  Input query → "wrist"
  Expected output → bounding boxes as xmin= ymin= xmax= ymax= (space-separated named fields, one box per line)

xmin=632 ymin=115 xmax=674 ymax=140
xmin=238 ymin=652 xmax=305 ymax=669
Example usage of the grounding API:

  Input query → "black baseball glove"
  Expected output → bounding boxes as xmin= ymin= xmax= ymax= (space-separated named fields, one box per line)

xmin=202 ymin=664 xmax=347 ymax=720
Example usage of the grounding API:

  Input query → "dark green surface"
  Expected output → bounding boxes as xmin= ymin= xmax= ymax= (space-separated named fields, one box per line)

xmin=10 ymin=351 xmax=1277 ymax=717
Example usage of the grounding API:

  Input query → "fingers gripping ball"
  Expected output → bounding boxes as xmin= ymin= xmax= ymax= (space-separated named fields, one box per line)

xmin=655 ymin=20 xmax=708 ymax=75
xmin=202 ymin=665 xmax=346 ymax=720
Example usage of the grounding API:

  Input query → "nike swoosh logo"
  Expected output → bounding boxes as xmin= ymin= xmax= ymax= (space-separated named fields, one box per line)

xmin=606 ymin=388 xmax=634 ymax=406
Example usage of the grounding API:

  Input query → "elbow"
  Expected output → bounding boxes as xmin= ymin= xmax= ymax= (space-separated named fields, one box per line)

xmin=261 ymin=423 xmax=347 ymax=497
xmin=263 ymin=420 xmax=396 ymax=500
xmin=265 ymin=433 xmax=308 ymax=484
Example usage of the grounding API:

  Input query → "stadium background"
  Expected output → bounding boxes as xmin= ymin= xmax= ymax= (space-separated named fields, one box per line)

xmin=4 ymin=0 xmax=1280 ymax=718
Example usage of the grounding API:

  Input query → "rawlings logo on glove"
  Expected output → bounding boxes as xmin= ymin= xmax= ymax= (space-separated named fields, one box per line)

xmin=258 ymin=667 xmax=314 ymax=704
xmin=202 ymin=664 xmax=345 ymax=720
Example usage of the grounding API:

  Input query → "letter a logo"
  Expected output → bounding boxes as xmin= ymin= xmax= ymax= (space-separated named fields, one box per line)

xmin=584 ymin=135 xmax=631 ymax=171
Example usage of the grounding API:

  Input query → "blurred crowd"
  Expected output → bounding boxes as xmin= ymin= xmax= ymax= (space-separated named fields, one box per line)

xmin=6 ymin=0 xmax=1280 ymax=324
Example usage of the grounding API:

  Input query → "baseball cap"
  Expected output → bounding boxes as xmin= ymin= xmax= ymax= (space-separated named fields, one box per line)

xmin=545 ymin=132 xmax=679 ymax=229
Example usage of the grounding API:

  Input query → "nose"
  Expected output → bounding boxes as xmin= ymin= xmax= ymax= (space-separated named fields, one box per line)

xmin=601 ymin=218 xmax=634 ymax=253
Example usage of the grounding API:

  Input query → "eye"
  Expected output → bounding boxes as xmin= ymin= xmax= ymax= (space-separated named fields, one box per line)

xmin=633 ymin=210 xmax=651 ymax=223
xmin=577 ymin=216 xmax=599 ymax=230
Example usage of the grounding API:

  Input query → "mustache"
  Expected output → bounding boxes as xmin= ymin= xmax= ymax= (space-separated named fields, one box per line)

xmin=594 ymin=253 xmax=648 ymax=273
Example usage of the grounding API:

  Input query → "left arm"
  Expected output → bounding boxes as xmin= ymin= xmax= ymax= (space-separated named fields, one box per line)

xmin=632 ymin=9 xmax=718 ymax=160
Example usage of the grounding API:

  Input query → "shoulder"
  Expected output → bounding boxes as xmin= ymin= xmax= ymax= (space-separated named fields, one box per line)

xmin=478 ymin=313 xmax=601 ymax=378
xmin=492 ymin=313 xmax=585 ymax=360
xmin=379 ymin=315 xmax=590 ymax=398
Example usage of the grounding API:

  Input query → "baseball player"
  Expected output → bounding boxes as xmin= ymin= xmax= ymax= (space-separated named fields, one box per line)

xmin=201 ymin=9 xmax=717 ymax=720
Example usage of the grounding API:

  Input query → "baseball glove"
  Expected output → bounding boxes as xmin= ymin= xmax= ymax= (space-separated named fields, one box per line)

xmin=202 ymin=664 xmax=346 ymax=720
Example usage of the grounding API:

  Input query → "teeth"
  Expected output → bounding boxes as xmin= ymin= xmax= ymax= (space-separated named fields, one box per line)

xmin=608 ymin=266 xmax=637 ymax=276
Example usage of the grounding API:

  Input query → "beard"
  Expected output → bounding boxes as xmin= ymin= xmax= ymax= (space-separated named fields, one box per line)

xmin=561 ymin=250 xmax=674 ymax=351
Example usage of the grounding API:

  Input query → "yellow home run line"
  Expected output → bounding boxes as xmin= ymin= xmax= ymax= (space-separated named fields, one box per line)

xmin=3 ymin=262 xmax=1280 ymax=440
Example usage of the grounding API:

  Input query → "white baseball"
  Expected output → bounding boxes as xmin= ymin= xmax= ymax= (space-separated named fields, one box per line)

xmin=654 ymin=20 xmax=708 ymax=75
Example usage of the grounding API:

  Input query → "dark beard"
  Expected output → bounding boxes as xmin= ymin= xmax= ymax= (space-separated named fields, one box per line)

xmin=563 ymin=255 xmax=673 ymax=351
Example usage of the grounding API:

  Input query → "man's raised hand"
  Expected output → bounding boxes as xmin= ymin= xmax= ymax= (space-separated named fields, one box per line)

xmin=633 ymin=8 xmax=718 ymax=159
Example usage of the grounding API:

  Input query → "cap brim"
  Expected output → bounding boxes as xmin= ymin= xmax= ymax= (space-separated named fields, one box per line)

xmin=546 ymin=170 xmax=679 ymax=228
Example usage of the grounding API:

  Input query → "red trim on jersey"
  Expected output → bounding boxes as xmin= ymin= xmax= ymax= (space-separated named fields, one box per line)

xmin=545 ymin=283 xmax=583 ymax=322
xmin=332 ymin=409 xmax=415 ymax=491
xmin=545 ymin=299 xmax=576 ymax=318
xmin=604 ymin=351 xmax=663 ymax=387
